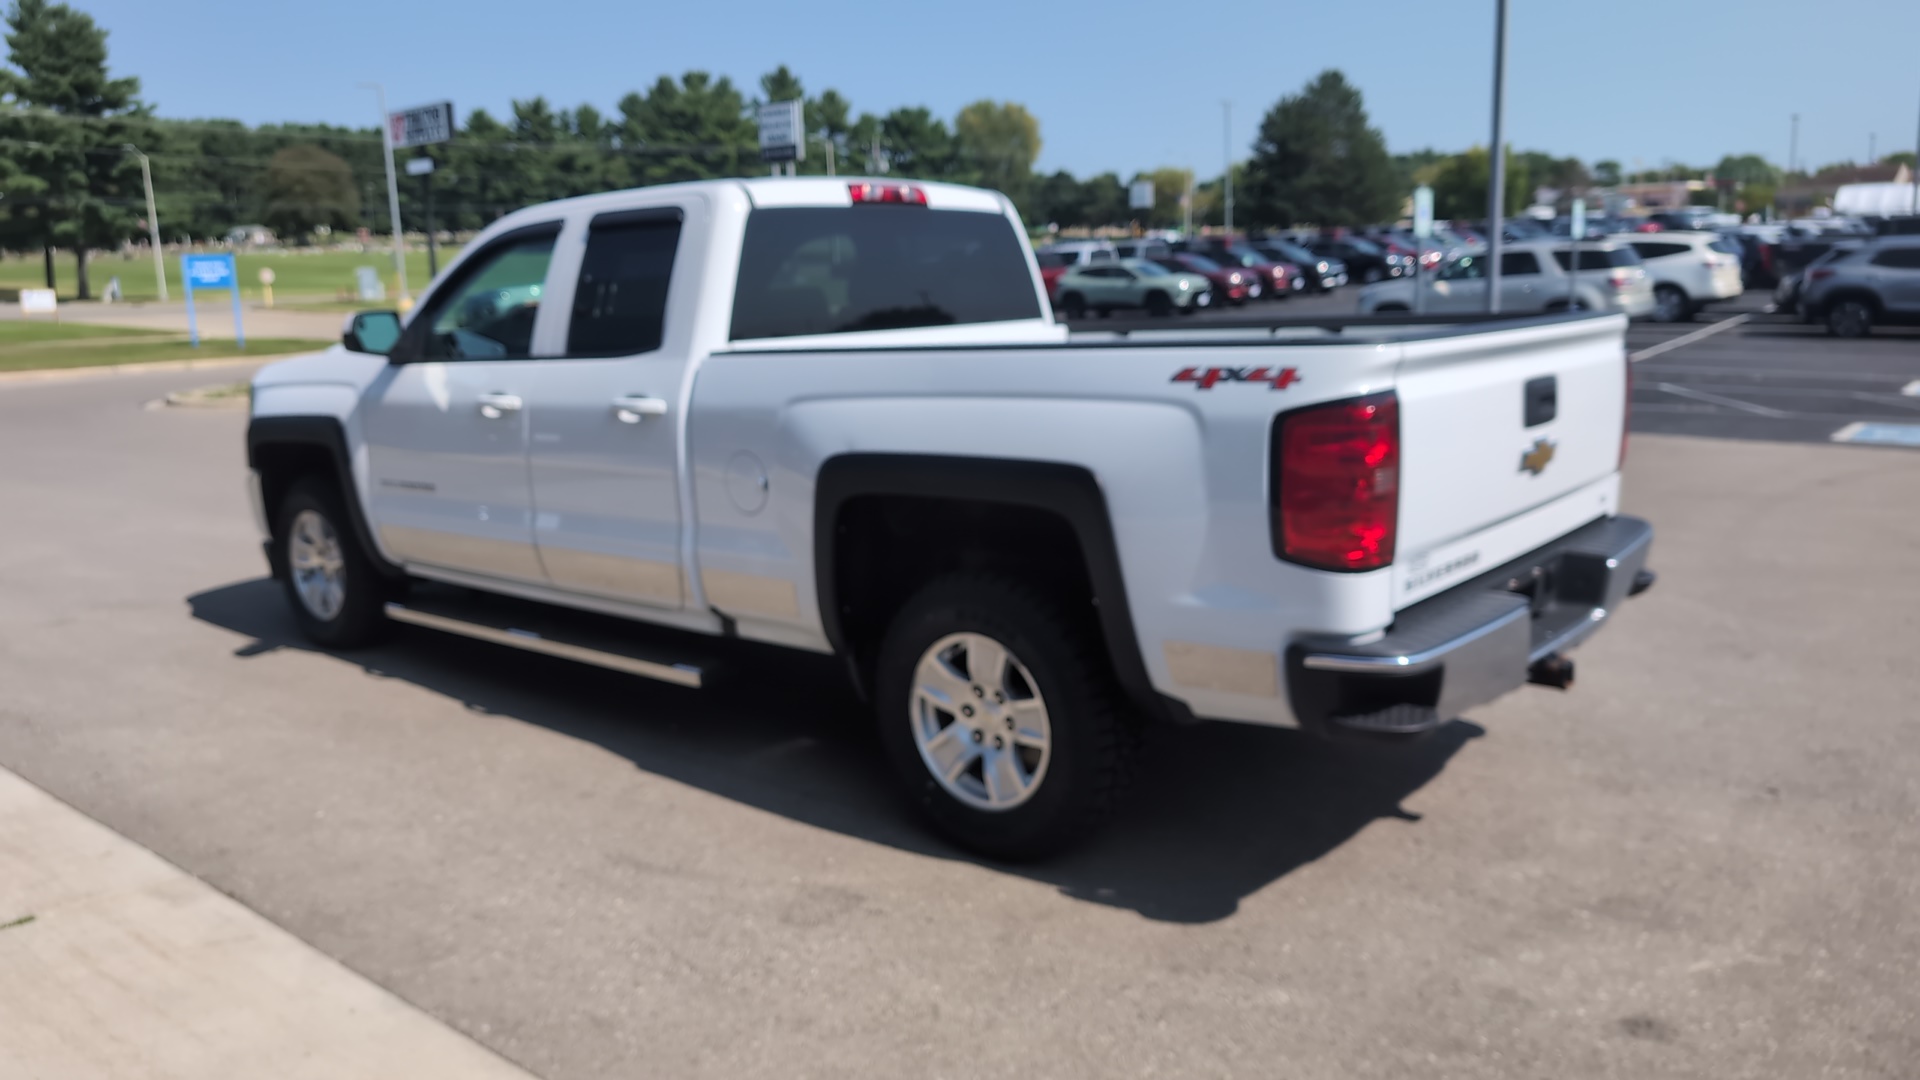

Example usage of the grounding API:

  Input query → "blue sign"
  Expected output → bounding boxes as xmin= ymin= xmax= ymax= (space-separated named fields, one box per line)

xmin=180 ymin=253 xmax=244 ymax=349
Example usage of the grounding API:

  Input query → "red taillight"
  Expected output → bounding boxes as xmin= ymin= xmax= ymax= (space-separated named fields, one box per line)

xmin=1608 ymin=268 xmax=1633 ymax=289
xmin=1808 ymin=267 xmax=1836 ymax=281
xmin=1273 ymin=393 xmax=1399 ymax=572
xmin=847 ymin=182 xmax=927 ymax=205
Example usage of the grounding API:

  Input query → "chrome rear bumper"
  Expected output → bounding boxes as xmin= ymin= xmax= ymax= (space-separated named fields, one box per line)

xmin=1288 ymin=515 xmax=1654 ymax=737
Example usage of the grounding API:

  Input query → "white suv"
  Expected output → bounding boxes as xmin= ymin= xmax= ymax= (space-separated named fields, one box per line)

xmin=1357 ymin=239 xmax=1655 ymax=318
xmin=1613 ymin=232 xmax=1744 ymax=322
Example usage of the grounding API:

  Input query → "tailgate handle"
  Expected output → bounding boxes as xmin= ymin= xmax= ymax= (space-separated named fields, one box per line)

xmin=1524 ymin=376 xmax=1557 ymax=428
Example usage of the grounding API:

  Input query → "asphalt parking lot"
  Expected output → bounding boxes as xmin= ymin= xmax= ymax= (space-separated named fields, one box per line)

xmin=3 ymin=324 xmax=1919 ymax=1078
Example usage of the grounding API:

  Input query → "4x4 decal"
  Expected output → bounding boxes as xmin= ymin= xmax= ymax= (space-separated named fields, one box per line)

xmin=1171 ymin=365 xmax=1303 ymax=390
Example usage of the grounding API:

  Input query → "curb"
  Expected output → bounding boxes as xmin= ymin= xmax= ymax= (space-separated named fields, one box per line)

xmin=0 ymin=353 xmax=289 ymax=387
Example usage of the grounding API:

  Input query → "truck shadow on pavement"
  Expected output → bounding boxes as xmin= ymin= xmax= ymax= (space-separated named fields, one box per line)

xmin=190 ymin=578 xmax=1481 ymax=924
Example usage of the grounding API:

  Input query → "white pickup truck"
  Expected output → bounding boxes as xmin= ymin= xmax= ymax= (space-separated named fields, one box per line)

xmin=247 ymin=177 xmax=1654 ymax=857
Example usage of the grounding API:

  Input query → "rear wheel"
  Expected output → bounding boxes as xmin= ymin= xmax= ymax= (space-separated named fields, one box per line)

xmin=1828 ymin=299 xmax=1874 ymax=338
xmin=1144 ymin=291 xmax=1172 ymax=317
xmin=275 ymin=476 xmax=391 ymax=648
xmin=1653 ymin=284 xmax=1691 ymax=323
xmin=1246 ymin=279 xmax=1264 ymax=300
xmin=874 ymin=574 xmax=1137 ymax=859
xmin=1059 ymin=292 xmax=1087 ymax=320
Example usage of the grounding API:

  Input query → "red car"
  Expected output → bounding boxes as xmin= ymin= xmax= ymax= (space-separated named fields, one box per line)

xmin=1162 ymin=253 xmax=1254 ymax=304
xmin=1034 ymin=250 xmax=1076 ymax=301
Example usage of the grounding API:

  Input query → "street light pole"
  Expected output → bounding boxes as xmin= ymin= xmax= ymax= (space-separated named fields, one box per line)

xmin=1222 ymin=101 xmax=1233 ymax=234
xmin=1789 ymin=113 xmax=1799 ymax=176
xmin=123 ymin=144 xmax=166 ymax=301
xmin=1486 ymin=0 xmax=1509 ymax=314
xmin=359 ymin=81 xmax=410 ymax=304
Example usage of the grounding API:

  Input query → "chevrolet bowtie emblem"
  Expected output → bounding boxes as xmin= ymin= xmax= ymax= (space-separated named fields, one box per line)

xmin=1520 ymin=438 xmax=1556 ymax=476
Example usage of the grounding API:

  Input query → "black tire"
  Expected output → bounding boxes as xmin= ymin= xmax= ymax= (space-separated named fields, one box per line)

xmin=1059 ymin=292 xmax=1087 ymax=320
xmin=1827 ymin=299 xmax=1873 ymax=338
xmin=274 ymin=476 xmax=392 ymax=648
xmin=873 ymin=574 xmax=1138 ymax=860
xmin=1144 ymin=291 xmax=1172 ymax=317
xmin=1362 ymin=267 xmax=1383 ymax=284
xmin=1653 ymin=284 xmax=1691 ymax=323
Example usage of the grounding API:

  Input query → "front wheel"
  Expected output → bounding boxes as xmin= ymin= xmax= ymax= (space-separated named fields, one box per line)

xmin=275 ymin=477 xmax=391 ymax=648
xmin=1653 ymin=284 xmax=1691 ymax=323
xmin=1827 ymin=300 xmax=1873 ymax=338
xmin=874 ymin=574 xmax=1137 ymax=859
xmin=1059 ymin=292 xmax=1086 ymax=320
xmin=1144 ymin=291 xmax=1172 ymax=317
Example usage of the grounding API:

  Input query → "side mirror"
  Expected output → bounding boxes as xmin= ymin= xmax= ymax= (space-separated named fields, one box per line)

xmin=342 ymin=310 xmax=402 ymax=356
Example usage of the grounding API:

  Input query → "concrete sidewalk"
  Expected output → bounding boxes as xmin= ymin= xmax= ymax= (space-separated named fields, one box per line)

xmin=0 ymin=766 xmax=537 ymax=1080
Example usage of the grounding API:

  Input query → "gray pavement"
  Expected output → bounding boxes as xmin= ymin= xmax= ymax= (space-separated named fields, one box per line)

xmin=3 ymin=364 xmax=1919 ymax=1078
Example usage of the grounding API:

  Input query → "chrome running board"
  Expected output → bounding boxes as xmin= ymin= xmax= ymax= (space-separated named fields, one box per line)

xmin=385 ymin=598 xmax=704 ymax=689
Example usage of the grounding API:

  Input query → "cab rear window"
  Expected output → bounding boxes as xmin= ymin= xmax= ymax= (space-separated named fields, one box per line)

xmin=730 ymin=208 xmax=1041 ymax=341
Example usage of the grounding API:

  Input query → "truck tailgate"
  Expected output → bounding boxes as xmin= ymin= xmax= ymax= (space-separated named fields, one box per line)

xmin=1391 ymin=316 xmax=1628 ymax=609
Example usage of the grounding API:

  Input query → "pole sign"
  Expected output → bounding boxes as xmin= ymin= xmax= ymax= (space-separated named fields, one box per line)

xmin=180 ymin=253 xmax=243 ymax=349
xmin=388 ymin=101 xmax=456 ymax=149
xmin=405 ymin=156 xmax=435 ymax=176
xmin=1128 ymin=180 xmax=1156 ymax=211
xmin=758 ymin=100 xmax=804 ymax=163
xmin=1570 ymin=198 xmax=1587 ymax=239
xmin=1413 ymin=185 xmax=1435 ymax=239
xmin=18 ymin=288 xmax=57 ymax=317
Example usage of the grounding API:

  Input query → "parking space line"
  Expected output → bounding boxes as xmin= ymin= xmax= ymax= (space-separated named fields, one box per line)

xmin=1831 ymin=421 xmax=1920 ymax=447
xmin=1628 ymin=314 xmax=1751 ymax=363
xmin=1654 ymin=381 xmax=1789 ymax=418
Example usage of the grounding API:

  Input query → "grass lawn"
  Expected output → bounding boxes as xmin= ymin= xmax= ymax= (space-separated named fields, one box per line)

xmin=0 ymin=321 xmax=170 ymax=345
xmin=0 ymin=336 xmax=328 ymax=373
xmin=0 ymin=247 xmax=459 ymax=305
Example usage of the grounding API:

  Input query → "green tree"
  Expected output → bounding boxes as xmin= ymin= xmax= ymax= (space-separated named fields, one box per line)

xmin=1131 ymin=166 xmax=1192 ymax=228
xmin=0 ymin=0 xmax=147 ymax=298
xmin=617 ymin=71 xmax=756 ymax=185
xmin=1428 ymin=146 xmax=1531 ymax=219
xmin=953 ymin=99 xmax=1040 ymax=210
xmin=879 ymin=106 xmax=954 ymax=178
xmin=1884 ymin=151 xmax=1916 ymax=170
xmin=1712 ymin=153 xmax=1779 ymax=186
xmin=809 ymin=87 xmax=851 ymax=173
xmin=260 ymin=143 xmax=358 ymax=240
xmin=1077 ymin=172 xmax=1126 ymax=228
xmin=1242 ymin=70 xmax=1400 ymax=228
xmin=1592 ymin=159 xmax=1622 ymax=187
xmin=759 ymin=65 xmax=803 ymax=103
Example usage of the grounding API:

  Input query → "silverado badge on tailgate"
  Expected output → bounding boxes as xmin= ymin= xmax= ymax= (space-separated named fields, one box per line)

xmin=1520 ymin=437 xmax=1556 ymax=476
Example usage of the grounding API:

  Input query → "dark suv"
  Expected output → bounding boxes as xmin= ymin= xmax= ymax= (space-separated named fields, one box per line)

xmin=1799 ymin=237 xmax=1920 ymax=337
xmin=1302 ymin=236 xmax=1408 ymax=284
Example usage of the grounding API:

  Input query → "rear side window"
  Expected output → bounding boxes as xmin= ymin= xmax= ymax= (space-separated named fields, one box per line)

xmin=730 ymin=208 xmax=1042 ymax=340
xmin=1034 ymin=251 xmax=1075 ymax=269
xmin=567 ymin=211 xmax=682 ymax=356
xmin=1631 ymin=242 xmax=1690 ymax=260
xmin=1709 ymin=238 xmax=1741 ymax=255
xmin=1553 ymin=248 xmax=1642 ymax=270
xmin=1869 ymin=247 xmax=1920 ymax=269
xmin=1500 ymin=252 xmax=1541 ymax=275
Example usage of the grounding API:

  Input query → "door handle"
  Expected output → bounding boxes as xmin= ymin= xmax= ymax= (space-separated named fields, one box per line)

xmin=476 ymin=392 xmax=522 ymax=419
xmin=611 ymin=396 xmax=669 ymax=423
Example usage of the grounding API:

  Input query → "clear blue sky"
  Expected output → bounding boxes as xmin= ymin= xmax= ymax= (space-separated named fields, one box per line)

xmin=76 ymin=0 xmax=1920 ymax=178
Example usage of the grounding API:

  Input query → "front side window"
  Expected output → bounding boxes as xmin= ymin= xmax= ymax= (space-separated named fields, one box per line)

xmin=568 ymin=213 xmax=683 ymax=357
xmin=730 ymin=208 xmax=1042 ymax=340
xmin=420 ymin=231 xmax=557 ymax=361
xmin=1500 ymin=252 xmax=1541 ymax=275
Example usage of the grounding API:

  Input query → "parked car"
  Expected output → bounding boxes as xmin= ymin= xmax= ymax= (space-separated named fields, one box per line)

xmin=1357 ymin=239 xmax=1656 ymax=318
xmin=1053 ymin=257 xmax=1214 ymax=318
xmin=249 ymin=175 xmax=1652 ymax=857
xmin=1196 ymin=242 xmax=1306 ymax=297
xmin=1773 ymin=242 xmax=1863 ymax=314
xmin=1034 ymin=250 xmax=1076 ymax=300
xmin=1648 ymin=208 xmax=1718 ymax=233
xmin=1161 ymin=251 xmax=1256 ymax=304
xmin=1799 ymin=235 xmax=1920 ymax=337
xmin=1242 ymin=238 xmax=1348 ymax=291
xmin=1612 ymin=232 xmax=1745 ymax=322
xmin=1302 ymin=236 xmax=1408 ymax=284
xmin=1036 ymin=240 xmax=1116 ymax=267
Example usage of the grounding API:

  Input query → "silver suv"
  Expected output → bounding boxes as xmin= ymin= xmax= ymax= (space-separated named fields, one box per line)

xmin=1800 ymin=237 xmax=1920 ymax=337
xmin=1357 ymin=238 xmax=1655 ymax=317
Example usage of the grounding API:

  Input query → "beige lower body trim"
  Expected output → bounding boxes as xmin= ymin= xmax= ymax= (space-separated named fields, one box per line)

xmin=379 ymin=525 xmax=547 ymax=583
xmin=538 ymin=547 xmax=684 ymax=607
xmin=701 ymin=568 xmax=801 ymax=621
xmin=1163 ymin=641 xmax=1280 ymax=698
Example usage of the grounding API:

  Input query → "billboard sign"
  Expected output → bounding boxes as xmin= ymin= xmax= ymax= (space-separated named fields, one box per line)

xmin=758 ymin=99 xmax=804 ymax=163
xmin=389 ymin=102 xmax=456 ymax=149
